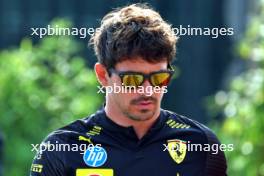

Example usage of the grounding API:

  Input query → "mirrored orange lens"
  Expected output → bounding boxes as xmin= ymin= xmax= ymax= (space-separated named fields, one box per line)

xmin=150 ymin=72 xmax=171 ymax=87
xmin=122 ymin=75 xmax=144 ymax=87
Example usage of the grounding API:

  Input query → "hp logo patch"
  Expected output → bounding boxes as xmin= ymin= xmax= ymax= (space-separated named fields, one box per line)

xmin=83 ymin=146 xmax=108 ymax=167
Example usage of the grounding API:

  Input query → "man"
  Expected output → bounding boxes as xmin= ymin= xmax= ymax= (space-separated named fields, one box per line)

xmin=30 ymin=4 xmax=227 ymax=176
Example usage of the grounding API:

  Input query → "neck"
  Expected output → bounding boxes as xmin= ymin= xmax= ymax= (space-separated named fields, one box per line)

xmin=104 ymin=100 xmax=160 ymax=139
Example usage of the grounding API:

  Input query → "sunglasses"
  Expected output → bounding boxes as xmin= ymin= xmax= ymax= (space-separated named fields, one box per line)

xmin=108 ymin=67 xmax=174 ymax=87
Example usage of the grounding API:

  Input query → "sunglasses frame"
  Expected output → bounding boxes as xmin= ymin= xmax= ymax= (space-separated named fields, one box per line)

xmin=108 ymin=68 xmax=174 ymax=87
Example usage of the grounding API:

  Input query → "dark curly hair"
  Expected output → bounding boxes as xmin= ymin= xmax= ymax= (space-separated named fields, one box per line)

xmin=90 ymin=3 xmax=178 ymax=70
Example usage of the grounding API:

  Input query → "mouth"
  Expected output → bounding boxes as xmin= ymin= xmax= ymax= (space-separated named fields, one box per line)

xmin=138 ymin=100 xmax=153 ymax=105
xmin=136 ymin=100 xmax=154 ymax=108
xmin=131 ymin=96 xmax=157 ymax=109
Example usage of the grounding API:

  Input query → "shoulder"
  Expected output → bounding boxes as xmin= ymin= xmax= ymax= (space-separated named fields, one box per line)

xmin=44 ymin=110 xmax=103 ymax=143
xmin=30 ymin=112 xmax=100 ymax=173
xmin=163 ymin=109 xmax=227 ymax=175
xmin=163 ymin=109 xmax=220 ymax=143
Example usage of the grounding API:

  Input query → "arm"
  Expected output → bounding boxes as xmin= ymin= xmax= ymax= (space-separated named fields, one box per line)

xmin=203 ymin=127 xmax=228 ymax=176
xmin=30 ymin=135 xmax=65 ymax=176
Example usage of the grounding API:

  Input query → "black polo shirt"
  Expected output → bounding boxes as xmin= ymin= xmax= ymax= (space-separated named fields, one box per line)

xmin=30 ymin=108 xmax=227 ymax=176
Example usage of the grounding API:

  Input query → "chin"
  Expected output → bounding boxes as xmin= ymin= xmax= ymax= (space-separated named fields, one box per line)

xmin=129 ymin=109 xmax=156 ymax=121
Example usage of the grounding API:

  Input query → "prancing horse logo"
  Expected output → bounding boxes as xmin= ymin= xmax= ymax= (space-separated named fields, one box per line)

xmin=167 ymin=139 xmax=187 ymax=164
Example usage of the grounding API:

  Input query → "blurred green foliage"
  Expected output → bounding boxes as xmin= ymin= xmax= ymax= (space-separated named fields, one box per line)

xmin=209 ymin=2 xmax=264 ymax=176
xmin=0 ymin=19 xmax=102 ymax=176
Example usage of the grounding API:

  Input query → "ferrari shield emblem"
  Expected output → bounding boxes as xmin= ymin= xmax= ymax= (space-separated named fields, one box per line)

xmin=167 ymin=139 xmax=187 ymax=164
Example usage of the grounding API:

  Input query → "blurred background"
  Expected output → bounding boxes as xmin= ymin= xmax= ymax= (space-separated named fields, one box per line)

xmin=0 ymin=0 xmax=263 ymax=175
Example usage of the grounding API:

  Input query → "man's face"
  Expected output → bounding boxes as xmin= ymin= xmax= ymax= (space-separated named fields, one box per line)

xmin=106 ymin=58 xmax=168 ymax=121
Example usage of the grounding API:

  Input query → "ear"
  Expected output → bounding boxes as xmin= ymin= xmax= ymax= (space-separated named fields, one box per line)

xmin=94 ymin=63 xmax=109 ymax=86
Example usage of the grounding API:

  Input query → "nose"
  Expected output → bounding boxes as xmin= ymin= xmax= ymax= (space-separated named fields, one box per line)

xmin=141 ymin=78 xmax=152 ymax=87
xmin=138 ymin=78 xmax=154 ymax=96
